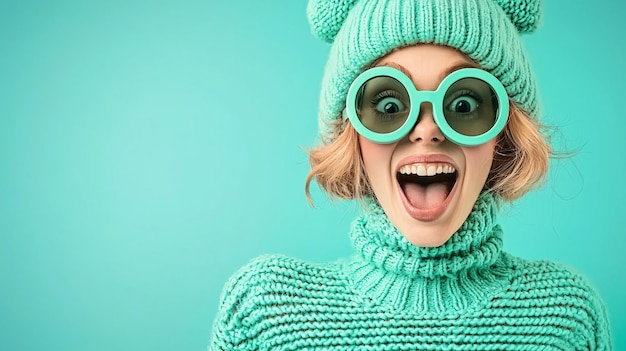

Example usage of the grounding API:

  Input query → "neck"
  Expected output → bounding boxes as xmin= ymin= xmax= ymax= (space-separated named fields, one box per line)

xmin=347 ymin=192 xmax=512 ymax=314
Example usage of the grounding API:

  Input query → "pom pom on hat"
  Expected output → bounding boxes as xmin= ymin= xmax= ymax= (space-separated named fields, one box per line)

xmin=307 ymin=0 xmax=360 ymax=43
xmin=494 ymin=0 xmax=542 ymax=33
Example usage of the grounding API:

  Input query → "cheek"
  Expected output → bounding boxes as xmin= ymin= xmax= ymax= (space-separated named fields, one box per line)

xmin=359 ymin=136 xmax=390 ymax=170
xmin=463 ymin=140 xmax=496 ymax=189
xmin=358 ymin=136 xmax=395 ymax=191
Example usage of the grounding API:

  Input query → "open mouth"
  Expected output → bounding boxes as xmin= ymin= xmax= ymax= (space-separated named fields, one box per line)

xmin=397 ymin=163 xmax=458 ymax=211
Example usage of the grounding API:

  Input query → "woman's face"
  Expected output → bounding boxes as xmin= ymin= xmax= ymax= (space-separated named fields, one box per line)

xmin=359 ymin=44 xmax=497 ymax=247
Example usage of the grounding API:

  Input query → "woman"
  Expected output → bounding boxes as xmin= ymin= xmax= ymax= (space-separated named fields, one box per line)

xmin=210 ymin=0 xmax=612 ymax=349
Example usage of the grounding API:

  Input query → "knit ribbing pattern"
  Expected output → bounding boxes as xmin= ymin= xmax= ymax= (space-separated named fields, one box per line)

xmin=347 ymin=194 xmax=512 ymax=315
xmin=309 ymin=0 xmax=540 ymax=143
xmin=209 ymin=194 xmax=612 ymax=350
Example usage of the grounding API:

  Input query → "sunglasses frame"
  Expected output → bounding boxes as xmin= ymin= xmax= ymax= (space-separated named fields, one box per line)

xmin=344 ymin=66 xmax=510 ymax=146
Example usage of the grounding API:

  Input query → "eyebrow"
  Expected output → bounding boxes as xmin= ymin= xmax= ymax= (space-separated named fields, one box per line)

xmin=378 ymin=62 xmax=415 ymax=81
xmin=439 ymin=61 xmax=480 ymax=80
xmin=377 ymin=61 xmax=480 ymax=82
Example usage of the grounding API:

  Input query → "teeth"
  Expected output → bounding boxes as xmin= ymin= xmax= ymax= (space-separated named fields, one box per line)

xmin=417 ymin=165 xmax=426 ymax=175
xmin=427 ymin=165 xmax=436 ymax=176
xmin=399 ymin=163 xmax=456 ymax=176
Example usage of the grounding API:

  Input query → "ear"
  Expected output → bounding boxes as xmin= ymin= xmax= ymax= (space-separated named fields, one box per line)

xmin=307 ymin=0 xmax=361 ymax=43
xmin=493 ymin=0 xmax=542 ymax=33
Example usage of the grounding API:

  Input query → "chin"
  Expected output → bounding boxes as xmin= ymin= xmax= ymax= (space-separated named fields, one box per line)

xmin=395 ymin=218 xmax=459 ymax=247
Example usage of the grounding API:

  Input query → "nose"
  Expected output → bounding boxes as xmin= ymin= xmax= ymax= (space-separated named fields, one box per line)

xmin=407 ymin=103 xmax=445 ymax=144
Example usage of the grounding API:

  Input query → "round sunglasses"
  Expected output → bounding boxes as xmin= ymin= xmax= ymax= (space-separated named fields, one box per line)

xmin=344 ymin=66 xmax=509 ymax=146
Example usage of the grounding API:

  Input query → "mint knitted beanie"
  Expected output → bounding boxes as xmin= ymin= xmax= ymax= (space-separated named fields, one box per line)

xmin=307 ymin=0 xmax=542 ymax=143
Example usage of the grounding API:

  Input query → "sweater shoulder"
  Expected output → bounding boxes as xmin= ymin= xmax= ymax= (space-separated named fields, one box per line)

xmin=209 ymin=254 xmax=346 ymax=350
xmin=222 ymin=254 xmax=345 ymax=295
xmin=505 ymin=255 xmax=613 ymax=349
xmin=507 ymin=255 xmax=603 ymax=297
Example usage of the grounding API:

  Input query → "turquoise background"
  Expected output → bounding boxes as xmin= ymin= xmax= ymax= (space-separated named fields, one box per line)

xmin=1 ymin=0 xmax=624 ymax=349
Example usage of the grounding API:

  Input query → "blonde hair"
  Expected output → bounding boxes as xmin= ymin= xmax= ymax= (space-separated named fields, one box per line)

xmin=305 ymin=104 xmax=551 ymax=204
xmin=305 ymin=119 xmax=370 ymax=205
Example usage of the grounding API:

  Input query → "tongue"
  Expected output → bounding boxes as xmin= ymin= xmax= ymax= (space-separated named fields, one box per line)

xmin=403 ymin=182 xmax=449 ymax=209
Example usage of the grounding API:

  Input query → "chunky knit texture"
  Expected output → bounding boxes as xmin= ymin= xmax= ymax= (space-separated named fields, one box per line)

xmin=306 ymin=0 xmax=542 ymax=143
xmin=209 ymin=194 xmax=612 ymax=350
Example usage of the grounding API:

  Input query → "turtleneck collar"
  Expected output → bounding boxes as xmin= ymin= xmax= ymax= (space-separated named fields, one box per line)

xmin=346 ymin=192 xmax=513 ymax=314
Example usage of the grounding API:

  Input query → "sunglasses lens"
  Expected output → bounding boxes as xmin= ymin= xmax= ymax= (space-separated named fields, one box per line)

xmin=443 ymin=78 xmax=499 ymax=136
xmin=355 ymin=75 xmax=411 ymax=134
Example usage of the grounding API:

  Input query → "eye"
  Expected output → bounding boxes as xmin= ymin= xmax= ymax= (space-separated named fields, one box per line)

xmin=448 ymin=95 xmax=478 ymax=113
xmin=376 ymin=97 xmax=405 ymax=114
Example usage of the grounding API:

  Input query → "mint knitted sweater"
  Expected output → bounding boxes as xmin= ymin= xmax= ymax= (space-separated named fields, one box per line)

xmin=209 ymin=194 xmax=612 ymax=350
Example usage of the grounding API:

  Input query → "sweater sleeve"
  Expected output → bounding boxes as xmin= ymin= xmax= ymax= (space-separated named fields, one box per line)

xmin=551 ymin=261 xmax=614 ymax=350
xmin=581 ymin=278 xmax=613 ymax=350
xmin=208 ymin=256 xmax=271 ymax=351
xmin=511 ymin=258 xmax=613 ymax=350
